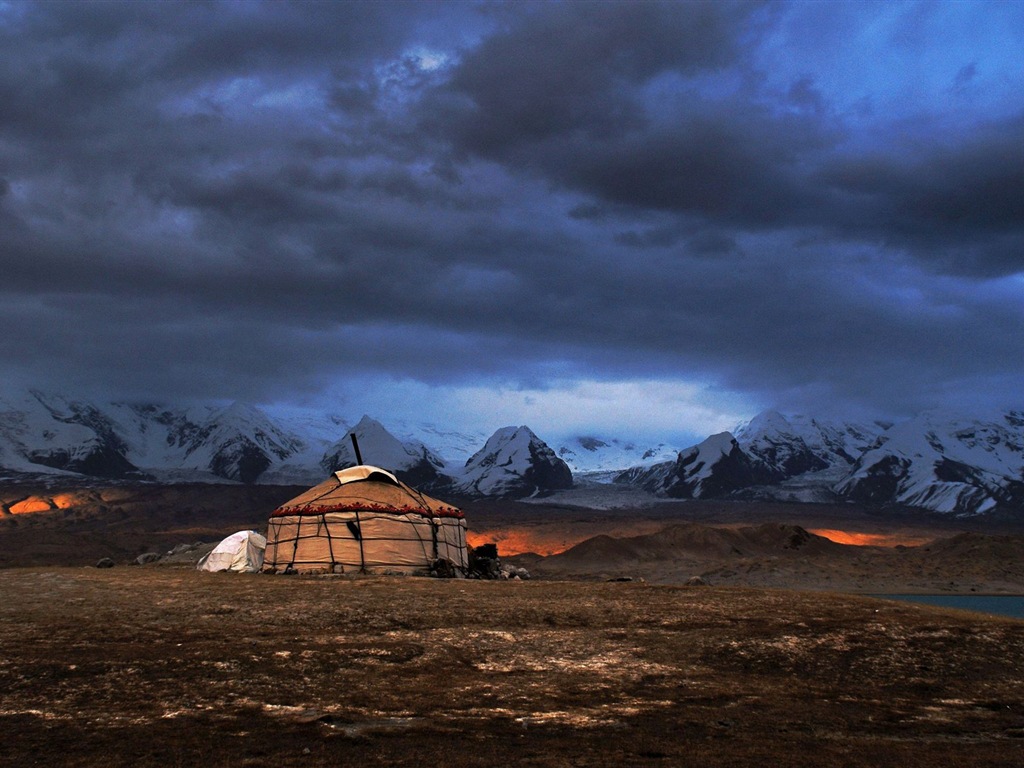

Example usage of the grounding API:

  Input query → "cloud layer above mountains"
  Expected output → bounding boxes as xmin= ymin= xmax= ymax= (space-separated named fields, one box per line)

xmin=2 ymin=1 xmax=1023 ymax=440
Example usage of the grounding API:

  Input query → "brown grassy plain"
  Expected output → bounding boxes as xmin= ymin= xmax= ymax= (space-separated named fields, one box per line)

xmin=2 ymin=567 xmax=1024 ymax=767
xmin=4 ymin=481 xmax=1024 ymax=765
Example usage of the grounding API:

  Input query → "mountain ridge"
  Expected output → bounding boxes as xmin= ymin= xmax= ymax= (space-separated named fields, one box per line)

xmin=4 ymin=391 xmax=1024 ymax=516
xmin=0 ymin=392 xmax=572 ymax=498
xmin=613 ymin=410 xmax=1024 ymax=517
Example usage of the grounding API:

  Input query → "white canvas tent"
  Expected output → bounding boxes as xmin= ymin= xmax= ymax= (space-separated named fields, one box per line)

xmin=263 ymin=465 xmax=468 ymax=575
xmin=197 ymin=530 xmax=267 ymax=573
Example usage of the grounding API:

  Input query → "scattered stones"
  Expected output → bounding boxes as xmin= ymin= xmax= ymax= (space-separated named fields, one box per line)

xmin=499 ymin=564 xmax=531 ymax=580
xmin=430 ymin=558 xmax=458 ymax=578
xmin=467 ymin=543 xmax=500 ymax=579
xmin=471 ymin=557 xmax=500 ymax=579
xmin=466 ymin=543 xmax=530 ymax=580
xmin=161 ymin=541 xmax=218 ymax=566
xmin=166 ymin=542 xmax=204 ymax=556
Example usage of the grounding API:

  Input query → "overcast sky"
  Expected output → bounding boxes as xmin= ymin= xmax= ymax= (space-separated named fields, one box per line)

xmin=2 ymin=1 xmax=1023 ymax=443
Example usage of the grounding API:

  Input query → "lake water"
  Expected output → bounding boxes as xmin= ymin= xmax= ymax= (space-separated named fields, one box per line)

xmin=873 ymin=594 xmax=1024 ymax=620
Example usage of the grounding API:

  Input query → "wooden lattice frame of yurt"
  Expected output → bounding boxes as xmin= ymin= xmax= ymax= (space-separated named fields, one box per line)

xmin=263 ymin=465 xmax=468 ymax=575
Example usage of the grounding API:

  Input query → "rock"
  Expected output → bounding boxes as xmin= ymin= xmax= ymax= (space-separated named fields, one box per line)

xmin=430 ymin=559 xmax=457 ymax=579
xmin=473 ymin=543 xmax=498 ymax=560
xmin=500 ymin=564 xmax=531 ymax=580
xmin=95 ymin=558 xmax=115 ymax=569
xmin=134 ymin=552 xmax=161 ymax=565
xmin=470 ymin=557 xmax=500 ymax=579
xmin=685 ymin=576 xmax=710 ymax=587
xmin=468 ymin=543 xmax=502 ymax=579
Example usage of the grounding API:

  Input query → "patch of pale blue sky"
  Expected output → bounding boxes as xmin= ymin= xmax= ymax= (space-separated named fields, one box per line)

xmin=753 ymin=1 xmax=1024 ymax=127
xmin=297 ymin=375 xmax=755 ymax=447
xmin=456 ymin=379 xmax=752 ymax=444
xmin=995 ymin=273 xmax=1024 ymax=301
xmin=445 ymin=264 xmax=520 ymax=296
xmin=814 ymin=248 xmax=959 ymax=317
xmin=405 ymin=46 xmax=449 ymax=72
xmin=372 ymin=48 xmax=453 ymax=113
xmin=0 ymin=0 xmax=25 ymax=25
xmin=163 ymin=75 xmax=328 ymax=121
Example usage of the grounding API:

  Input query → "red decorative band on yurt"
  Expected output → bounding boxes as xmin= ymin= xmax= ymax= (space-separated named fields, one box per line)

xmin=271 ymin=502 xmax=464 ymax=519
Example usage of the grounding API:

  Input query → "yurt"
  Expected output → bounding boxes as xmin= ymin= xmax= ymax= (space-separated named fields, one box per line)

xmin=263 ymin=465 xmax=468 ymax=575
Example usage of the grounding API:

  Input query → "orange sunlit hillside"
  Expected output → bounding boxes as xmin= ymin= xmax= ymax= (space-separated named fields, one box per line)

xmin=468 ymin=520 xmax=671 ymax=557
xmin=468 ymin=526 xmax=625 ymax=557
xmin=809 ymin=528 xmax=933 ymax=547
xmin=467 ymin=528 xmax=581 ymax=557
xmin=468 ymin=524 xmax=936 ymax=557
xmin=3 ymin=493 xmax=82 ymax=515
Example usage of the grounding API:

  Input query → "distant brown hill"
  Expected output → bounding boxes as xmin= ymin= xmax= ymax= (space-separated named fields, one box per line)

xmin=5 ymin=481 xmax=1024 ymax=594
xmin=551 ymin=522 xmax=844 ymax=565
xmin=0 ymin=482 xmax=302 ymax=567
xmin=525 ymin=521 xmax=1024 ymax=594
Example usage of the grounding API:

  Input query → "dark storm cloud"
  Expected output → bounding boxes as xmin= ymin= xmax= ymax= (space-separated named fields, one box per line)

xmin=426 ymin=3 xmax=825 ymax=221
xmin=819 ymin=115 xmax=1024 ymax=275
xmin=1 ymin=0 xmax=1023 ymax=423
xmin=437 ymin=2 xmax=750 ymax=154
xmin=431 ymin=2 xmax=1024 ymax=278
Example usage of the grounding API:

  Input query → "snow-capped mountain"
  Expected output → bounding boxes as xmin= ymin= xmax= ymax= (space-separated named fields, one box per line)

xmin=0 ymin=392 xmax=140 ymax=478
xmin=154 ymin=401 xmax=312 ymax=483
xmin=452 ymin=425 xmax=573 ymax=498
xmin=734 ymin=410 xmax=883 ymax=477
xmin=6 ymin=390 xmax=1024 ymax=515
xmin=617 ymin=432 xmax=780 ymax=499
xmin=321 ymin=415 xmax=449 ymax=488
xmin=835 ymin=411 xmax=1024 ymax=515
xmin=381 ymin=420 xmax=492 ymax=468
xmin=615 ymin=412 xmax=888 ymax=502
xmin=0 ymin=392 xmax=318 ymax=484
xmin=557 ymin=435 xmax=680 ymax=475
xmin=613 ymin=408 xmax=1024 ymax=517
xmin=319 ymin=420 xmax=573 ymax=498
xmin=0 ymin=391 xmax=574 ymax=497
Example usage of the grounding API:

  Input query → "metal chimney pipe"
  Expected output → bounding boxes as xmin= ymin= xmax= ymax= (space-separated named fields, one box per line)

xmin=350 ymin=433 xmax=364 ymax=465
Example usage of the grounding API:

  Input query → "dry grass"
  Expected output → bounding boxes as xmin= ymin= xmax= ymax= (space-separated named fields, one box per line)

xmin=2 ymin=567 xmax=1023 ymax=767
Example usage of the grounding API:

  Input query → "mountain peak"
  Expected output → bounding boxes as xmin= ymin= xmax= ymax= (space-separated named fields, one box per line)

xmin=698 ymin=431 xmax=739 ymax=457
xmin=354 ymin=414 xmax=386 ymax=431
xmin=453 ymin=425 xmax=572 ymax=498
xmin=320 ymin=416 xmax=446 ymax=487
xmin=736 ymin=409 xmax=792 ymax=436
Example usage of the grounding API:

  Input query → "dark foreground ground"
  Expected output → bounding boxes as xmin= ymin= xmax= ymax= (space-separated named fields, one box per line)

xmin=2 ymin=567 xmax=1023 ymax=767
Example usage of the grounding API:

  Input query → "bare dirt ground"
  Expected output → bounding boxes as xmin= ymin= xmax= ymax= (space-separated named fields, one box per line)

xmin=2 ymin=567 xmax=1023 ymax=768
